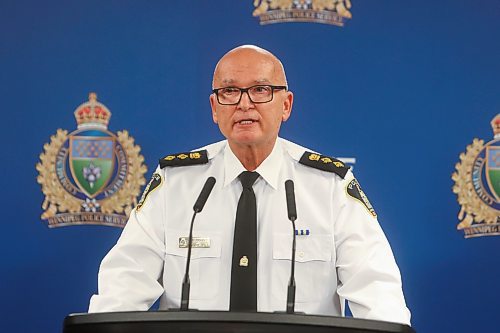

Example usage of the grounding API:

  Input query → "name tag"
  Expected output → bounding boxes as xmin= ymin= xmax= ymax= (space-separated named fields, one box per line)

xmin=178 ymin=237 xmax=211 ymax=248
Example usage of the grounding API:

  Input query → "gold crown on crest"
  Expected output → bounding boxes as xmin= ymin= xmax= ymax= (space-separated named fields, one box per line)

xmin=490 ymin=114 xmax=500 ymax=138
xmin=74 ymin=92 xmax=112 ymax=129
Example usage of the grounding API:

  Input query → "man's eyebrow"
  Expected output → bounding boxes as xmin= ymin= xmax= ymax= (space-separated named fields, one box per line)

xmin=220 ymin=79 xmax=236 ymax=85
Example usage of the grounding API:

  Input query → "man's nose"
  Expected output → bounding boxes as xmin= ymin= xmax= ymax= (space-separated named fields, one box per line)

xmin=237 ymin=91 xmax=254 ymax=110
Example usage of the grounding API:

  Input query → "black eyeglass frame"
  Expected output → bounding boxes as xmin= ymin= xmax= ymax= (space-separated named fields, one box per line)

xmin=212 ymin=85 xmax=288 ymax=105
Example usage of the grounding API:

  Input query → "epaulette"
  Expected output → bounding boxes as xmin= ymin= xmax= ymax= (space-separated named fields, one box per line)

xmin=299 ymin=151 xmax=350 ymax=179
xmin=159 ymin=150 xmax=209 ymax=168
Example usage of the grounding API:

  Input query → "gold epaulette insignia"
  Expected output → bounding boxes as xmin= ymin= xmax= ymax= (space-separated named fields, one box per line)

xmin=159 ymin=150 xmax=208 ymax=168
xmin=299 ymin=151 xmax=349 ymax=179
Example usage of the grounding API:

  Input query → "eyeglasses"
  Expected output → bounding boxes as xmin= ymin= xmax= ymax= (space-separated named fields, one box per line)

xmin=212 ymin=84 xmax=287 ymax=105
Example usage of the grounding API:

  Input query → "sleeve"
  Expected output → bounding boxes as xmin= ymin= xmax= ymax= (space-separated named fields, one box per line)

xmin=333 ymin=170 xmax=411 ymax=325
xmin=88 ymin=167 xmax=166 ymax=312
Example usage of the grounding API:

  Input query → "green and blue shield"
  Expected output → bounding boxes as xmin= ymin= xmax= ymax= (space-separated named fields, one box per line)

xmin=69 ymin=135 xmax=115 ymax=198
xmin=486 ymin=145 xmax=500 ymax=202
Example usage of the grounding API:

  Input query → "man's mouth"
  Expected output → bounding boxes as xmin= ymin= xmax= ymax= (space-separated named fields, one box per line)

xmin=236 ymin=119 xmax=257 ymax=125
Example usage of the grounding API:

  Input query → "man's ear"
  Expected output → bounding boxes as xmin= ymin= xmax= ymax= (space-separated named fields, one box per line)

xmin=282 ymin=91 xmax=293 ymax=122
xmin=210 ymin=94 xmax=218 ymax=124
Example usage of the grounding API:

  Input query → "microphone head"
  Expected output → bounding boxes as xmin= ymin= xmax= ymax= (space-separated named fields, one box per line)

xmin=285 ymin=180 xmax=297 ymax=221
xmin=193 ymin=177 xmax=216 ymax=213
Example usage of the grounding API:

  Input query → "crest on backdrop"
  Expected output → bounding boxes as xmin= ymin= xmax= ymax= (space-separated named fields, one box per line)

xmin=36 ymin=93 xmax=147 ymax=228
xmin=253 ymin=0 xmax=352 ymax=26
xmin=452 ymin=114 xmax=500 ymax=238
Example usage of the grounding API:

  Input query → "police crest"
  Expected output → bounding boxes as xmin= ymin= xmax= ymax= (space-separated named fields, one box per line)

xmin=36 ymin=93 xmax=147 ymax=228
xmin=253 ymin=0 xmax=352 ymax=26
xmin=452 ymin=114 xmax=500 ymax=238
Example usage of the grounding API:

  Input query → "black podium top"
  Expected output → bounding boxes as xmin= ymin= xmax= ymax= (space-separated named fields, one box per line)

xmin=64 ymin=311 xmax=415 ymax=333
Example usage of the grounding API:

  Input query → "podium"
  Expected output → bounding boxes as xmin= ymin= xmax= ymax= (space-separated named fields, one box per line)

xmin=63 ymin=311 xmax=415 ymax=333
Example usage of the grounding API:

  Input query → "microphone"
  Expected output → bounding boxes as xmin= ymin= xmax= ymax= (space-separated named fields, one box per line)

xmin=180 ymin=176 xmax=216 ymax=311
xmin=284 ymin=180 xmax=297 ymax=314
xmin=193 ymin=177 xmax=216 ymax=212
xmin=285 ymin=180 xmax=297 ymax=221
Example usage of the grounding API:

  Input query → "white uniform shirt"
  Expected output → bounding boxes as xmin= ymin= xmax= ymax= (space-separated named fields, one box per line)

xmin=88 ymin=138 xmax=411 ymax=325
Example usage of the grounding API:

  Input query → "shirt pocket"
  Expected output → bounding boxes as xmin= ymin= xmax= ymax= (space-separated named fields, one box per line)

xmin=164 ymin=230 xmax=222 ymax=300
xmin=271 ymin=233 xmax=334 ymax=303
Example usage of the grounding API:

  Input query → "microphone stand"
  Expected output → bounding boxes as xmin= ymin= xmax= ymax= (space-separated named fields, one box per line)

xmin=180 ymin=177 xmax=216 ymax=311
xmin=285 ymin=180 xmax=297 ymax=314
xmin=180 ymin=211 xmax=197 ymax=311
xmin=287 ymin=216 xmax=297 ymax=314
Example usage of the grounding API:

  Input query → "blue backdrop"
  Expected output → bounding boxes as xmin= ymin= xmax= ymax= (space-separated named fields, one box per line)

xmin=1 ymin=1 xmax=499 ymax=332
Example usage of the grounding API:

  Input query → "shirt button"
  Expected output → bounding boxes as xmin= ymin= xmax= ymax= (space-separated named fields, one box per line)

xmin=298 ymin=251 xmax=305 ymax=258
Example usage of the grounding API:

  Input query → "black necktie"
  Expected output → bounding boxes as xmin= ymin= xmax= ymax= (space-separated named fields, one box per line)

xmin=230 ymin=171 xmax=260 ymax=312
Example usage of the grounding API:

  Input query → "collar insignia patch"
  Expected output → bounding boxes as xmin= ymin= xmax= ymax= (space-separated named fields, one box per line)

xmin=160 ymin=150 xmax=208 ymax=168
xmin=346 ymin=178 xmax=377 ymax=217
xmin=299 ymin=151 xmax=350 ymax=178
xmin=452 ymin=114 xmax=500 ymax=238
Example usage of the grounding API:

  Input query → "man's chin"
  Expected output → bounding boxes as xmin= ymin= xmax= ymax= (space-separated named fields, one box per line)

xmin=228 ymin=133 xmax=279 ymax=149
xmin=229 ymin=128 xmax=258 ymax=139
xmin=228 ymin=133 xmax=263 ymax=146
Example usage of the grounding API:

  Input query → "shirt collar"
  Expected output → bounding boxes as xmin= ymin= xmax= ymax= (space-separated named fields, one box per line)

xmin=223 ymin=140 xmax=283 ymax=190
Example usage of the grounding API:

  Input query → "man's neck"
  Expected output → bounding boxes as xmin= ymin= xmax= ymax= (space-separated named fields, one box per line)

xmin=228 ymin=138 xmax=277 ymax=171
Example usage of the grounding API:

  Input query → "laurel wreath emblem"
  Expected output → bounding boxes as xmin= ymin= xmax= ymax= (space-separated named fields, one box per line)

xmin=36 ymin=129 xmax=147 ymax=221
xmin=452 ymin=138 xmax=499 ymax=229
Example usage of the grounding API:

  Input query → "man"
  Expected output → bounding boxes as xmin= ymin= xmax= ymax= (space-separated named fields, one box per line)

xmin=89 ymin=45 xmax=411 ymax=325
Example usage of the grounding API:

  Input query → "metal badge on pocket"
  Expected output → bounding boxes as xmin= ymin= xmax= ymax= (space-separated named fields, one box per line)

xmin=178 ymin=237 xmax=211 ymax=248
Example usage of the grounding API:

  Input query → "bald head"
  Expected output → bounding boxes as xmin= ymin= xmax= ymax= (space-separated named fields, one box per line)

xmin=212 ymin=45 xmax=288 ymax=89
xmin=209 ymin=45 xmax=294 ymax=159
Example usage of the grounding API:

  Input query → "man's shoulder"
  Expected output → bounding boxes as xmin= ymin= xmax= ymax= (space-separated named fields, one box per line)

xmin=195 ymin=140 xmax=227 ymax=159
xmin=158 ymin=140 xmax=227 ymax=169
xmin=279 ymin=138 xmax=350 ymax=179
